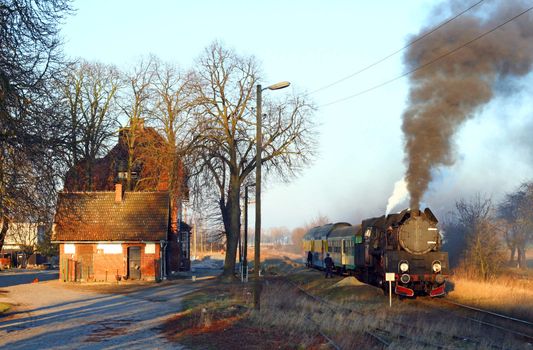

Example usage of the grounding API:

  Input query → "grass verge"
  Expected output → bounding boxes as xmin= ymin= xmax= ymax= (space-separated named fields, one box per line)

xmin=0 ymin=302 xmax=11 ymax=314
xmin=447 ymin=273 xmax=533 ymax=321
xmin=162 ymin=252 xmax=531 ymax=349
xmin=161 ymin=281 xmax=318 ymax=349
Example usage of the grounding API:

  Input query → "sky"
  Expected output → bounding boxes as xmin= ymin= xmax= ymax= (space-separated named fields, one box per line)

xmin=60 ymin=0 xmax=533 ymax=230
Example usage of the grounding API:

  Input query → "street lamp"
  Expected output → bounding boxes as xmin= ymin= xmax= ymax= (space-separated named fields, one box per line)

xmin=254 ymin=81 xmax=290 ymax=308
xmin=241 ymin=182 xmax=254 ymax=282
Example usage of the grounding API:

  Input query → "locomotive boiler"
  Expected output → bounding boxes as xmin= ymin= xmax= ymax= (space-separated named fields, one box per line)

xmin=303 ymin=208 xmax=449 ymax=297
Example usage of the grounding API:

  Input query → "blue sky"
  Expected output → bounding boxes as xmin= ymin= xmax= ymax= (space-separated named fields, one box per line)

xmin=61 ymin=0 xmax=533 ymax=229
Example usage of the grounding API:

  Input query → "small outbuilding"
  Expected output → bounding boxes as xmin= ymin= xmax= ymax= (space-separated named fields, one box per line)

xmin=53 ymin=185 xmax=183 ymax=282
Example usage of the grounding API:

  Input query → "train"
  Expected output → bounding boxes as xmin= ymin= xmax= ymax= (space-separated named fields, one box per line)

xmin=302 ymin=208 xmax=449 ymax=297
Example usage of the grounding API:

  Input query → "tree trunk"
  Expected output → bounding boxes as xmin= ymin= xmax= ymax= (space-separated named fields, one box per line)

xmin=70 ymin=114 xmax=78 ymax=168
xmin=127 ymin=148 xmax=134 ymax=191
xmin=86 ymin=156 xmax=94 ymax=191
xmin=0 ymin=215 xmax=8 ymax=252
xmin=509 ymin=245 xmax=516 ymax=263
xmin=221 ymin=173 xmax=241 ymax=278
xmin=517 ymin=246 xmax=527 ymax=269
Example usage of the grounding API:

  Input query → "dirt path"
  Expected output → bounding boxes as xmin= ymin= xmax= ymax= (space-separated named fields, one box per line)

xmin=0 ymin=270 xmax=208 ymax=349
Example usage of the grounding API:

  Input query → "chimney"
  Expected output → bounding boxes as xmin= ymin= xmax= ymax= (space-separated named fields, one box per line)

xmin=115 ymin=183 xmax=123 ymax=203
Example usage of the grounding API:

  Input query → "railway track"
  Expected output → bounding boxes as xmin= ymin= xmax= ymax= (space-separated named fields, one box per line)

xmin=275 ymin=275 xmax=447 ymax=349
xmin=263 ymin=277 xmax=342 ymax=350
xmin=268 ymin=266 xmax=533 ymax=349
xmin=439 ymin=299 xmax=533 ymax=326
xmin=427 ymin=298 xmax=533 ymax=342
xmin=274 ymin=276 xmax=388 ymax=348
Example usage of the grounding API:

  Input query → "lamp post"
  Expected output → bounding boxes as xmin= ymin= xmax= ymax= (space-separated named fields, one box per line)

xmin=254 ymin=81 xmax=290 ymax=309
xmin=241 ymin=183 xmax=254 ymax=282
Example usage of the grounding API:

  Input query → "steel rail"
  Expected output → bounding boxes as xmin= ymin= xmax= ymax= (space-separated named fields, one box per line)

xmin=421 ymin=298 xmax=533 ymax=342
xmin=303 ymin=315 xmax=342 ymax=350
xmin=439 ymin=299 xmax=533 ymax=327
xmin=364 ymin=329 xmax=391 ymax=347
xmin=278 ymin=275 xmax=449 ymax=349
xmin=266 ymin=277 xmax=342 ymax=349
xmin=459 ymin=314 xmax=533 ymax=341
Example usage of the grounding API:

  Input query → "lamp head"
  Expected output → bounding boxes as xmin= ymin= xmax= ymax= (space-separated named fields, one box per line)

xmin=267 ymin=81 xmax=290 ymax=90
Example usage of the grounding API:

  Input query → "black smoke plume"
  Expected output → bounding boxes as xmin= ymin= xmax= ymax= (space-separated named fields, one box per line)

xmin=402 ymin=1 xmax=533 ymax=208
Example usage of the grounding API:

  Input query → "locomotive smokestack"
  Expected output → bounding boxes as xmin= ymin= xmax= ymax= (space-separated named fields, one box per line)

xmin=401 ymin=1 xmax=533 ymax=208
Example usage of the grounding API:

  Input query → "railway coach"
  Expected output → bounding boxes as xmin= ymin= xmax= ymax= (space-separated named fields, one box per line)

xmin=303 ymin=208 xmax=449 ymax=297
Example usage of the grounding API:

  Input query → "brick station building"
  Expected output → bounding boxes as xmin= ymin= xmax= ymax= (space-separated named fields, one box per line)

xmin=53 ymin=185 xmax=190 ymax=282
xmin=54 ymin=120 xmax=192 ymax=282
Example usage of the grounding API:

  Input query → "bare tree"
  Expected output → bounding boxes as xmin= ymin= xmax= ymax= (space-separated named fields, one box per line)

xmin=59 ymin=60 xmax=121 ymax=190
xmin=498 ymin=181 xmax=533 ymax=269
xmin=307 ymin=214 xmax=330 ymax=228
xmin=188 ymin=42 xmax=316 ymax=278
xmin=7 ymin=223 xmax=42 ymax=257
xmin=264 ymin=227 xmax=289 ymax=245
xmin=455 ymin=194 xmax=506 ymax=279
xmin=60 ymin=61 xmax=84 ymax=168
xmin=455 ymin=195 xmax=492 ymax=233
xmin=148 ymin=58 xmax=196 ymax=223
xmin=0 ymin=0 xmax=73 ymax=250
xmin=291 ymin=227 xmax=307 ymax=251
xmin=120 ymin=57 xmax=155 ymax=191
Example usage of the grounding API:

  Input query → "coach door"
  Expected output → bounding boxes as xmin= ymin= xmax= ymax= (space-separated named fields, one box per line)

xmin=341 ymin=240 xmax=347 ymax=265
xmin=128 ymin=246 xmax=141 ymax=280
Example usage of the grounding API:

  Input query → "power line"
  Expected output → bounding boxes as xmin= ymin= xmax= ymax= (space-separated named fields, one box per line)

xmin=308 ymin=0 xmax=486 ymax=96
xmin=320 ymin=5 xmax=533 ymax=108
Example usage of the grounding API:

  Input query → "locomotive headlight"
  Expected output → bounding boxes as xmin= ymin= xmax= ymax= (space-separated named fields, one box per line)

xmin=432 ymin=261 xmax=442 ymax=273
xmin=400 ymin=274 xmax=411 ymax=284
xmin=399 ymin=261 xmax=409 ymax=272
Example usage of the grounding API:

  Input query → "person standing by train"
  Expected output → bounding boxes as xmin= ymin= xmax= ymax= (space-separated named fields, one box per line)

xmin=324 ymin=253 xmax=334 ymax=278
xmin=307 ymin=251 xmax=313 ymax=267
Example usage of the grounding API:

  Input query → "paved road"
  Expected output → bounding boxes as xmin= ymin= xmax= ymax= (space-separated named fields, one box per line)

xmin=0 ymin=269 xmax=211 ymax=349
xmin=0 ymin=269 xmax=58 ymax=288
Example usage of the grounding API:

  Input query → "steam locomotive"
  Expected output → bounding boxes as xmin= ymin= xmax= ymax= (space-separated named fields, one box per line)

xmin=302 ymin=208 xmax=449 ymax=297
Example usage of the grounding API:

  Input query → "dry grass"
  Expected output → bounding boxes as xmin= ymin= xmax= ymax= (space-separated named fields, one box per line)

xmin=255 ymin=272 xmax=528 ymax=349
xmin=447 ymin=273 xmax=533 ymax=320
xmin=162 ymin=282 xmax=314 ymax=349
xmin=161 ymin=271 xmax=528 ymax=349
xmin=0 ymin=302 xmax=11 ymax=314
xmin=162 ymin=251 xmax=531 ymax=349
xmin=446 ymin=249 xmax=533 ymax=321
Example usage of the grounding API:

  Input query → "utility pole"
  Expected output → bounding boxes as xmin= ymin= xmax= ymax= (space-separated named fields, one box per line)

xmin=254 ymin=81 xmax=290 ymax=310
xmin=242 ymin=185 xmax=250 ymax=282
xmin=254 ymin=84 xmax=262 ymax=310
xmin=193 ymin=218 xmax=197 ymax=260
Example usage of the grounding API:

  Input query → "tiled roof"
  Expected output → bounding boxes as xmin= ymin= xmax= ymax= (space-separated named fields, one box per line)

xmin=53 ymin=191 xmax=169 ymax=241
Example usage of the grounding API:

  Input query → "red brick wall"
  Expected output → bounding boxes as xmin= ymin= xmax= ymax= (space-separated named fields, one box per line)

xmin=143 ymin=243 xmax=160 ymax=279
xmin=93 ymin=249 xmax=124 ymax=282
xmin=59 ymin=242 xmax=161 ymax=282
